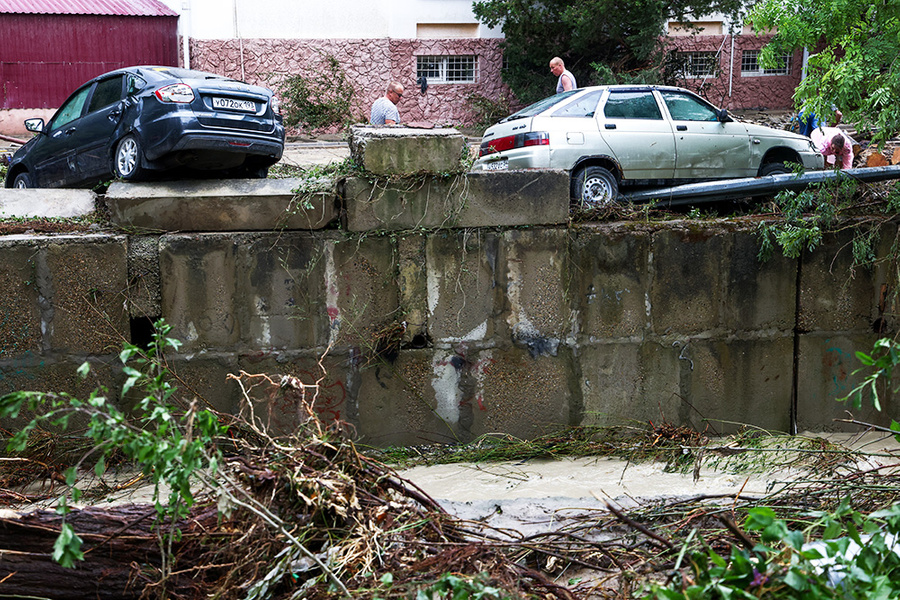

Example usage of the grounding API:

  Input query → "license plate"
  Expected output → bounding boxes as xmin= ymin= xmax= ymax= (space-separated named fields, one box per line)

xmin=212 ymin=97 xmax=256 ymax=112
xmin=484 ymin=159 xmax=508 ymax=171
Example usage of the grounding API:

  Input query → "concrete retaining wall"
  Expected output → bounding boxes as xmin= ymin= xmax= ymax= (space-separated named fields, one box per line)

xmin=0 ymin=219 xmax=895 ymax=445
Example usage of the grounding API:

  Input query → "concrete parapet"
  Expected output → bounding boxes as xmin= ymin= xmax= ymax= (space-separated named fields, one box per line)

xmin=343 ymin=170 xmax=569 ymax=232
xmin=799 ymin=227 xmax=891 ymax=334
xmin=348 ymin=125 xmax=466 ymax=176
xmin=569 ymin=224 xmax=651 ymax=339
xmin=0 ymin=188 xmax=96 ymax=219
xmin=796 ymin=333 xmax=895 ymax=432
xmin=105 ymin=179 xmax=338 ymax=232
xmin=0 ymin=235 xmax=128 ymax=359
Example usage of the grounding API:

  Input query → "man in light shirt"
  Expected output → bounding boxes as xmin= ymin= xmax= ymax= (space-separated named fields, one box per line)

xmin=370 ymin=82 xmax=404 ymax=125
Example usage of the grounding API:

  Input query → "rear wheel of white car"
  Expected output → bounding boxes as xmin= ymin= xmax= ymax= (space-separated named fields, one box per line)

xmin=114 ymin=135 xmax=145 ymax=180
xmin=759 ymin=162 xmax=791 ymax=176
xmin=13 ymin=173 xmax=32 ymax=188
xmin=573 ymin=166 xmax=619 ymax=206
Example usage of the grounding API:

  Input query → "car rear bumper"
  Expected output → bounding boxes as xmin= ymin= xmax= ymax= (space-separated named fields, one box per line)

xmin=164 ymin=134 xmax=284 ymax=161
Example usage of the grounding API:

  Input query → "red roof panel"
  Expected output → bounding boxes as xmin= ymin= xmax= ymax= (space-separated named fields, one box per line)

xmin=0 ymin=0 xmax=178 ymax=17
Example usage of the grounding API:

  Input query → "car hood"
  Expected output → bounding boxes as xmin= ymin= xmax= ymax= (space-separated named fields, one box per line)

xmin=743 ymin=122 xmax=807 ymax=141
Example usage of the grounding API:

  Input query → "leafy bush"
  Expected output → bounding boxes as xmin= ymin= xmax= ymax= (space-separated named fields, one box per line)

xmin=0 ymin=320 xmax=226 ymax=569
xmin=650 ymin=502 xmax=900 ymax=600
xmin=277 ymin=53 xmax=357 ymax=130
xmin=467 ymin=92 xmax=511 ymax=133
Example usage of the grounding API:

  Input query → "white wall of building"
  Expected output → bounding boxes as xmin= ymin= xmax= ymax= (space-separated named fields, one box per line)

xmin=158 ymin=0 xmax=502 ymax=40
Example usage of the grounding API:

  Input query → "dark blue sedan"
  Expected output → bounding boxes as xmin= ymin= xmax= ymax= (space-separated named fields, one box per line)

xmin=4 ymin=66 xmax=285 ymax=188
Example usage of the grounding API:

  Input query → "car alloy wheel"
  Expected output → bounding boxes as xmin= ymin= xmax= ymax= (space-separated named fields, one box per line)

xmin=13 ymin=173 xmax=32 ymax=188
xmin=114 ymin=135 xmax=143 ymax=179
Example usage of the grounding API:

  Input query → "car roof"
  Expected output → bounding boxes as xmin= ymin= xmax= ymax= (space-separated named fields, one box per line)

xmin=88 ymin=65 xmax=241 ymax=84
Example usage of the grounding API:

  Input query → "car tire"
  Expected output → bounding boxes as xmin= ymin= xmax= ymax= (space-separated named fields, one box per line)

xmin=573 ymin=165 xmax=619 ymax=206
xmin=114 ymin=135 xmax=145 ymax=180
xmin=13 ymin=172 xmax=32 ymax=188
xmin=759 ymin=162 xmax=791 ymax=177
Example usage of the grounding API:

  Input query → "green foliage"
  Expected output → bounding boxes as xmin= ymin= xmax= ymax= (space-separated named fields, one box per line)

xmin=749 ymin=0 xmax=900 ymax=145
xmin=756 ymin=177 xmax=856 ymax=261
xmin=416 ymin=572 xmax=510 ymax=600
xmin=277 ymin=53 xmax=357 ymax=130
xmin=0 ymin=320 xmax=226 ymax=568
xmin=838 ymin=338 xmax=900 ymax=439
xmin=649 ymin=502 xmax=900 ymax=599
xmin=466 ymin=92 xmax=512 ymax=133
xmin=472 ymin=0 xmax=745 ymax=104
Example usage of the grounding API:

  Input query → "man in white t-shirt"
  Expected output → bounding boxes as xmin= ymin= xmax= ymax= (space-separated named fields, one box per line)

xmin=549 ymin=57 xmax=576 ymax=94
xmin=370 ymin=82 xmax=404 ymax=125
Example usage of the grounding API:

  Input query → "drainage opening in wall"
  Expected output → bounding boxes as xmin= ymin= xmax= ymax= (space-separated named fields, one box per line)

xmin=130 ymin=316 xmax=160 ymax=348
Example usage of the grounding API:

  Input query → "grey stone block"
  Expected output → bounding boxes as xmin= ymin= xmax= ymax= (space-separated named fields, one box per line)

xmin=44 ymin=235 xmax=129 ymax=355
xmin=349 ymin=125 xmax=466 ymax=176
xmin=0 ymin=188 xmax=96 ymax=219
xmin=105 ymin=178 xmax=337 ymax=231
xmin=343 ymin=170 xmax=569 ymax=231
xmin=569 ymin=224 xmax=651 ymax=339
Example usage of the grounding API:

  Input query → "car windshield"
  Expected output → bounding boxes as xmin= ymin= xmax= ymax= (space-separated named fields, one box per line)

xmin=501 ymin=90 xmax=581 ymax=122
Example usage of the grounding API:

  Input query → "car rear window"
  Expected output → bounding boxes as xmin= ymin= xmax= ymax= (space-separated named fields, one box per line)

xmin=501 ymin=89 xmax=580 ymax=122
xmin=551 ymin=90 xmax=603 ymax=118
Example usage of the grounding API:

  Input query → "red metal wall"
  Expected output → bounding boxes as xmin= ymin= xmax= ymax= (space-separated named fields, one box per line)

xmin=0 ymin=13 xmax=178 ymax=109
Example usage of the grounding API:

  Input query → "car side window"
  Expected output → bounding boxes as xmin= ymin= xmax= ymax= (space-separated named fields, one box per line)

xmin=551 ymin=91 xmax=603 ymax=118
xmin=88 ymin=75 xmax=125 ymax=112
xmin=49 ymin=86 xmax=92 ymax=131
xmin=126 ymin=74 xmax=146 ymax=95
xmin=660 ymin=91 xmax=718 ymax=121
xmin=603 ymin=91 xmax=663 ymax=120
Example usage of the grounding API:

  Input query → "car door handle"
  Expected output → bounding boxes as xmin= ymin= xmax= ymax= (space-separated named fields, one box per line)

xmin=108 ymin=109 xmax=122 ymax=120
xmin=604 ymin=123 xmax=616 ymax=129
xmin=64 ymin=127 xmax=76 ymax=136
xmin=676 ymin=125 xmax=687 ymax=131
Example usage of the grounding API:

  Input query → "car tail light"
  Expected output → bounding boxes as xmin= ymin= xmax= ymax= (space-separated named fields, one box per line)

xmin=479 ymin=131 xmax=549 ymax=157
xmin=154 ymin=83 xmax=195 ymax=103
xmin=271 ymin=96 xmax=281 ymax=115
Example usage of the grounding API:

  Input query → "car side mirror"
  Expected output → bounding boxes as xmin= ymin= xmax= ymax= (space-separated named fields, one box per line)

xmin=716 ymin=108 xmax=732 ymax=123
xmin=24 ymin=118 xmax=45 ymax=133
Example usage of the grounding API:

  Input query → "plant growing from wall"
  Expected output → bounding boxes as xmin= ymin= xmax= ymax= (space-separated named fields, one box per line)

xmin=0 ymin=321 xmax=225 ymax=575
xmin=466 ymin=92 xmax=512 ymax=133
xmin=277 ymin=53 xmax=358 ymax=130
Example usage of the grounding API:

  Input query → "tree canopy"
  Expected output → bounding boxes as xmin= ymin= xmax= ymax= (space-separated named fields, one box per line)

xmin=472 ymin=0 xmax=744 ymax=105
xmin=749 ymin=0 xmax=900 ymax=145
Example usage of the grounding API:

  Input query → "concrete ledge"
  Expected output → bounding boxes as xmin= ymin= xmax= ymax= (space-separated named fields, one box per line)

xmin=105 ymin=178 xmax=337 ymax=231
xmin=349 ymin=125 xmax=466 ymax=176
xmin=343 ymin=170 xmax=570 ymax=231
xmin=0 ymin=188 xmax=96 ymax=218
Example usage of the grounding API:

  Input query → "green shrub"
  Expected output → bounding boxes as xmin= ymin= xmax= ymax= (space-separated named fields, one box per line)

xmin=277 ymin=53 xmax=357 ymax=130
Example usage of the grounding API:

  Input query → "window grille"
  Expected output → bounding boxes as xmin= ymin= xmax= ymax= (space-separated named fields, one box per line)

xmin=741 ymin=50 xmax=792 ymax=76
xmin=417 ymin=55 xmax=478 ymax=84
xmin=675 ymin=51 xmax=719 ymax=78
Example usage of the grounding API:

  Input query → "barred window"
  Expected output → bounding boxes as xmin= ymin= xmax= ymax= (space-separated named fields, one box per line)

xmin=417 ymin=55 xmax=478 ymax=84
xmin=741 ymin=50 xmax=792 ymax=76
xmin=674 ymin=51 xmax=719 ymax=78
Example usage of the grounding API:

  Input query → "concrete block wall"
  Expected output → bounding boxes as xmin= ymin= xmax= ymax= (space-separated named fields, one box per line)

xmin=0 ymin=221 xmax=896 ymax=445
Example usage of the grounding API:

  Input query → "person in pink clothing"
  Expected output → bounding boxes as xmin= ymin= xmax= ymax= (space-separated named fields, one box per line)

xmin=821 ymin=133 xmax=853 ymax=170
xmin=811 ymin=126 xmax=854 ymax=170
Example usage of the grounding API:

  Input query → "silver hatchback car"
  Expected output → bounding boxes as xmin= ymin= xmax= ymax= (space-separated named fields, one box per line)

xmin=471 ymin=85 xmax=824 ymax=204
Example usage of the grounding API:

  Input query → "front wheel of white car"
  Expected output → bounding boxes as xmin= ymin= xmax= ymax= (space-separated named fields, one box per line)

xmin=759 ymin=162 xmax=792 ymax=177
xmin=114 ymin=135 xmax=146 ymax=180
xmin=573 ymin=165 xmax=619 ymax=206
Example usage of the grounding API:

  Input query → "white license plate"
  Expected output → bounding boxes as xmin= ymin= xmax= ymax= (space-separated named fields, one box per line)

xmin=484 ymin=159 xmax=508 ymax=171
xmin=212 ymin=97 xmax=256 ymax=112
